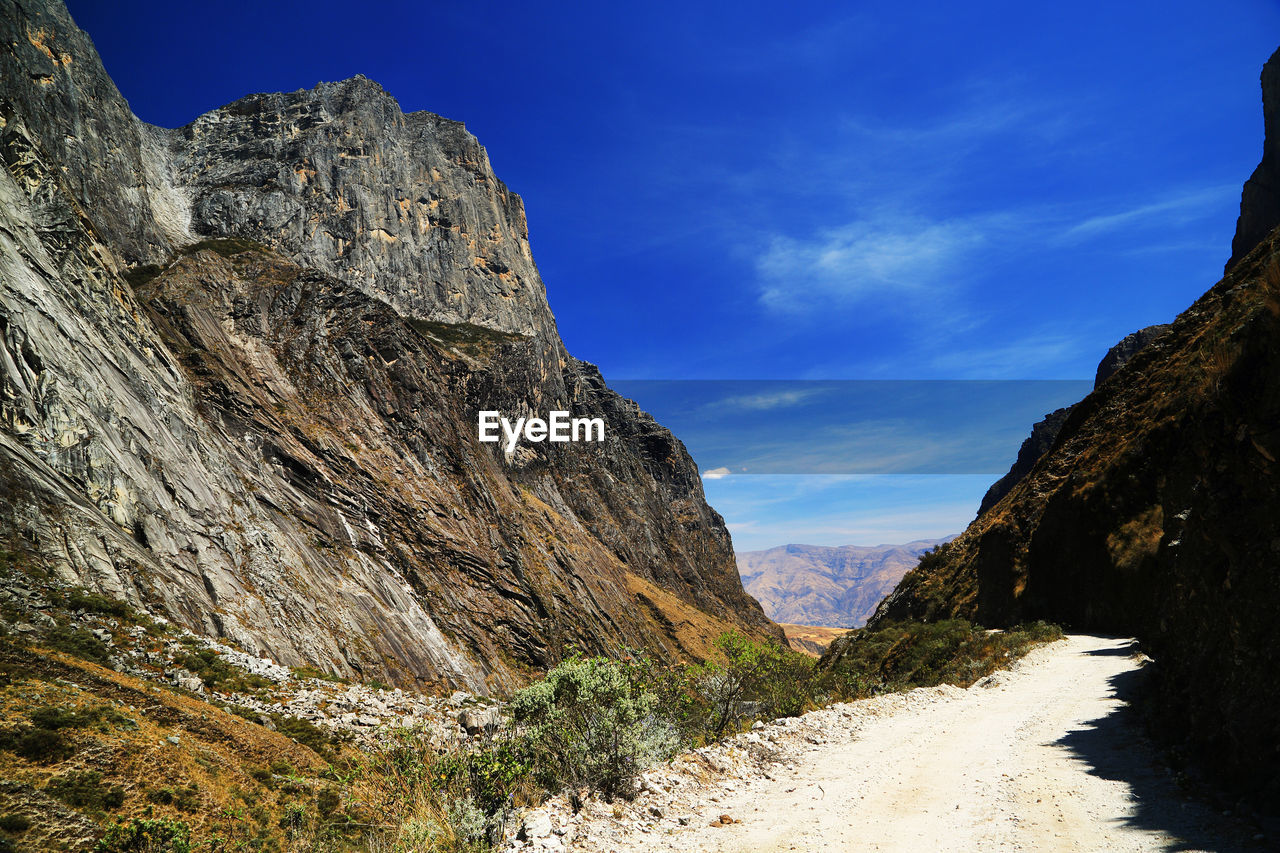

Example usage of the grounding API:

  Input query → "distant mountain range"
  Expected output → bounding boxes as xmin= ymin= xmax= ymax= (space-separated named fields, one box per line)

xmin=737 ymin=540 xmax=952 ymax=628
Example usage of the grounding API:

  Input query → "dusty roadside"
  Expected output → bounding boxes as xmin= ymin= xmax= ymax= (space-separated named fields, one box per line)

xmin=507 ymin=635 xmax=1265 ymax=852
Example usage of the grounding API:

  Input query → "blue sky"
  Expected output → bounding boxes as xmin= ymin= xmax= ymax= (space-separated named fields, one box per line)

xmin=69 ymin=1 xmax=1280 ymax=551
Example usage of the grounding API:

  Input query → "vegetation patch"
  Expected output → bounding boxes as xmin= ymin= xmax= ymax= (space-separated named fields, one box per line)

xmin=408 ymin=318 xmax=526 ymax=355
xmin=96 ymin=817 xmax=191 ymax=853
xmin=180 ymin=237 xmax=268 ymax=258
xmin=46 ymin=770 xmax=126 ymax=812
xmin=44 ymin=626 xmax=112 ymax=664
xmin=512 ymin=654 xmax=678 ymax=801
xmin=175 ymin=647 xmax=272 ymax=694
xmin=819 ymin=619 xmax=1063 ymax=699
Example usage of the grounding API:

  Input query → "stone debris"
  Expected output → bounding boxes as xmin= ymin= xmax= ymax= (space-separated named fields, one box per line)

xmin=0 ymin=570 xmax=497 ymax=747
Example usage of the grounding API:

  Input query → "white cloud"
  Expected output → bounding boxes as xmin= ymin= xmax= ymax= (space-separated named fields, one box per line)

xmin=925 ymin=333 xmax=1090 ymax=379
xmin=717 ymin=388 xmax=824 ymax=411
xmin=756 ymin=215 xmax=988 ymax=314
xmin=701 ymin=466 xmax=732 ymax=480
xmin=1059 ymin=185 xmax=1236 ymax=242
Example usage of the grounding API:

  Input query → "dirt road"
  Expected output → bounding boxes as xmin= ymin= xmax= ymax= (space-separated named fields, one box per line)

xmin=514 ymin=635 xmax=1261 ymax=852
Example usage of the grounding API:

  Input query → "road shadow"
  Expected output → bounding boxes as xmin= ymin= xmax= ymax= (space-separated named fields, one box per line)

xmin=1053 ymin=648 xmax=1262 ymax=852
xmin=1081 ymin=642 xmax=1141 ymax=657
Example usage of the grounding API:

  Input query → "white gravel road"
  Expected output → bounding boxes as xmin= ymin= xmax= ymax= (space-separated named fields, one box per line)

xmin=510 ymin=634 xmax=1263 ymax=853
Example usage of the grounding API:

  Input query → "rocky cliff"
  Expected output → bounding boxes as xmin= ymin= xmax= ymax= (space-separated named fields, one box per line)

xmin=873 ymin=234 xmax=1280 ymax=801
xmin=975 ymin=324 xmax=1170 ymax=518
xmin=0 ymin=0 xmax=777 ymax=694
xmin=737 ymin=540 xmax=948 ymax=628
xmin=1228 ymin=46 xmax=1280 ymax=271
xmin=874 ymin=46 xmax=1280 ymax=800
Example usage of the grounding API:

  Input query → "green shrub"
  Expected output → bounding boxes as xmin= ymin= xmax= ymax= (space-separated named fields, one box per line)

xmin=511 ymin=654 xmax=679 ymax=800
xmin=433 ymin=733 xmax=538 ymax=815
xmin=290 ymin=665 xmax=346 ymax=684
xmin=316 ymin=788 xmax=341 ymax=817
xmin=46 ymin=770 xmax=125 ymax=812
xmin=29 ymin=704 xmax=123 ymax=731
xmin=175 ymin=649 xmax=272 ymax=694
xmin=62 ymin=589 xmax=132 ymax=620
xmin=695 ymin=632 xmax=816 ymax=737
xmin=145 ymin=783 xmax=199 ymax=812
xmin=271 ymin=714 xmax=336 ymax=760
xmin=181 ymin=237 xmax=265 ymax=258
xmin=45 ymin=626 xmax=111 ymax=664
xmin=95 ymin=818 xmax=191 ymax=853
xmin=0 ymin=725 xmax=73 ymax=763
xmin=0 ymin=814 xmax=29 ymax=833
xmin=820 ymin=619 xmax=1063 ymax=699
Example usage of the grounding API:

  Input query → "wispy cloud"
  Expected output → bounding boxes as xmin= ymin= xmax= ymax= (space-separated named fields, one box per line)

xmin=1058 ymin=185 xmax=1237 ymax=242
xmin=925 ymin=333 xmax=1093 ymax=379
xmin=701 ymin=466 xmax=731 ymax=480
xmin=756 ymin=215 xmax=991 ymax=314
xmin=716 ymin=387 xmax=826 ymax=411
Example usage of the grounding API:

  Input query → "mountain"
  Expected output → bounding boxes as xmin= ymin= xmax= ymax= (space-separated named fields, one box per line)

xmin=737 ymin=540 xmax=949 ymax=628
xmin=1228 ymin=47 xmax=1280 ymax=271
xmin=872 ymin=45 xmax=1280 ymax=804
xmin=0 ymin=0 xmax=778 ymax=694
xmin=975 ymin=323 xmax=1170 ymax=518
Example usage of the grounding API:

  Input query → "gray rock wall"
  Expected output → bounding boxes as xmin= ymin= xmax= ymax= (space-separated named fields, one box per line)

xmin=0 ymin=0 xmax=778 ymax=693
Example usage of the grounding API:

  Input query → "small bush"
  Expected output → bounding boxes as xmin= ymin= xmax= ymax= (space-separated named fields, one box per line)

xmin=696 ymin=632 xmax=816 ymax=737
xmin=45 ymin=626 xmax=111 ymax=664
xmin=0 ymin=814 xmax=29 ymax=833
xmin=175 ymin=649 xmax=272 ymax=694
xmin=820 ymin=619 xmax=1063 ymax=699
xmin=316 ymin=788 xmax=341 ymax=817
xmin=95 ymin=818 xmax=191 ymax=853
xmin=290 ymin=665 xmax=346 ymax=684
xmin=0 ymin=725 xmax=72 ymax=763
xmin=271 ymin=715 xmax=336 ymax=760
xmin=182 ymin=237 xmax=265 ymax=258
xmin=511 ymin=654 xmax=679 ymax=800
xmin=62 ymin=589 xmax=132 ymax=620
xmin=46 ymin=770 xmax=125 ymax=812
xmin=278 ymin=802 xmax=308 ymax=839
xmin=29 ymin=704 xmax=120 ymax=731
xmin=145 ymin=783 xmax=199 ymax=812
xmin=433 ymin=733 xmax=539 ymax=815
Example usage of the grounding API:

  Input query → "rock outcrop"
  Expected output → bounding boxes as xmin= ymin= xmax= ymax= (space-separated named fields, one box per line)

xmin=975 ymin=324 xmax=1170 ymax=518
xmin=872 ymin=230 xmax=1280 ymax=801
xmin=1228 ymin=46 xmax=1280 ymax=271
xmin=0 ymin=0 xmax=777 ymax=694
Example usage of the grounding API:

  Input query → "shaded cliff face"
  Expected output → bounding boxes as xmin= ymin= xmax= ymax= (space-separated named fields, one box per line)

xmin=872 ymin=235 xmax=1280 ymax=798
xmin=976 ymin=324 xmax=1170 ymax=518
xmin=0 ymin=0 xmax=777 ymax=693
xmin=1228 ymin=46 xmax=1280 ymax=271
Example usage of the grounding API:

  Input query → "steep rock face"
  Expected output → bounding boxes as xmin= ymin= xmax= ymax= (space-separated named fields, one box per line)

xmin=0 ymin=0 xmax=777 ymax=693
xmin=872 ymin=234 xmax=1280 ymax=799
xmin=976 ymin=324 xmax=1170 ymax=518
xmin=1228 ymin=46 xmax=1280 ymax=271
xmin=0 ymin=0 xmax=190 ymax=263
xmin=737 ymin=540 xmax=948 ymax=628
xmin=167 ymin=77 xmax=556 ymax=339
xmin=975 ymin=407 xmax=1072 ymax=518
xmin=1093 ymin=324 xmax=1171 ymax=388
